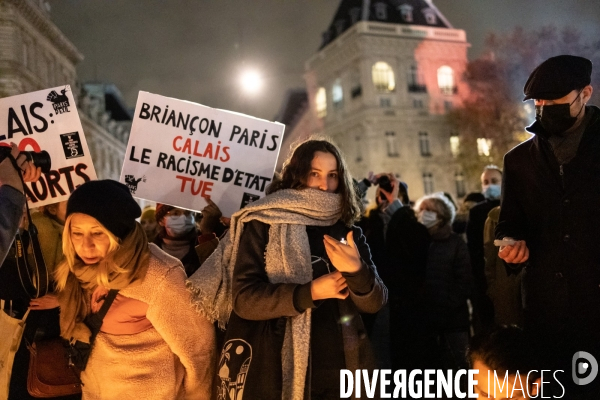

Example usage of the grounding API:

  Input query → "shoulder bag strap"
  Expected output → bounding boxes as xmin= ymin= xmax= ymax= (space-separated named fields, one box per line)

xmin=86 ymin=289 xmax=119 ymax=343
xmin=8 ymin=154 xmax=50 ymax=298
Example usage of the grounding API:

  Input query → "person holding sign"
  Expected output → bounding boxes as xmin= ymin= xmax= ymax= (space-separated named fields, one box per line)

xmin=0 ymin=142 xmax=41 ymax=264
xmin=188 ymin=139 xmax=387 ymax=400
xmin=154 ymin=203 xmax=202 ymax=276
xmin=54 ymin=180 xmax=215 ymax=400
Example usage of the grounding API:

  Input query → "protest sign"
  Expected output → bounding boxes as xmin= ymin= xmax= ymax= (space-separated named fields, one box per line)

xmin=0 ymin=86 xmax=97 ymax=207
xmin=120 ymin=91 xmax=285 ymax=217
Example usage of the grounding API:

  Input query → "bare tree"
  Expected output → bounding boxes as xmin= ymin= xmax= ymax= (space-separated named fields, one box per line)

xmin=449 ymin=25 xmax=600 ymax=183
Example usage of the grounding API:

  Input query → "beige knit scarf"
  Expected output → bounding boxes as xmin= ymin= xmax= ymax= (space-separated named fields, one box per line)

xmin=57 ymin=223 xmax=150 ymax=343
xmin=187 ymin=188 xmax=342 ymax=400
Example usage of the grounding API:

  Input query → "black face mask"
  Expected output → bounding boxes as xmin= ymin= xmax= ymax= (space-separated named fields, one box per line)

xmin=535 ymin=90 xmax=584 ymax=135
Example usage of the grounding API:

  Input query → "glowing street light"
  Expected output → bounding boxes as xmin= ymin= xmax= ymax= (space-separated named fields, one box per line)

xmin=240 ymin=70 xmax=262 ymax=95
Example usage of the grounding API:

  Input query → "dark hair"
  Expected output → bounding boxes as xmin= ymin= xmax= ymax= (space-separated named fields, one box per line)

xmin=468 ymin=326 xmax=539 ymax=379
xmin=267 ymin=138 xmax=361 ymax=226
xmin=464 ymin=192 xmax=485 ymax=203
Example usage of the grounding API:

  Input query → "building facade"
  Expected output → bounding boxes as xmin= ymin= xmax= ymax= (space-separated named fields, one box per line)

xmin=299 ymin=0 xmax=471 ymax=201
xmin=0 ymin=0 xmax=128 ymax=181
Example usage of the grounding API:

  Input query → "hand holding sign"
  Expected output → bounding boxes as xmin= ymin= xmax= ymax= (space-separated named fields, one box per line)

xmin=0 ymin=86 xmax=97 ymax=207
xmin=121 ymin=91 xmax=285 ymax=217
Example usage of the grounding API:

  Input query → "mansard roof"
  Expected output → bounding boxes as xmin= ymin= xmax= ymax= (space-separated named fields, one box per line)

xmin=320 ymin=0 xmax=452 ymax=48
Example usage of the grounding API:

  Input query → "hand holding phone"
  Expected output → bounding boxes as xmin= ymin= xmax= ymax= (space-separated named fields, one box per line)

xmin=494 ymin=238 xmax=517 ymax=247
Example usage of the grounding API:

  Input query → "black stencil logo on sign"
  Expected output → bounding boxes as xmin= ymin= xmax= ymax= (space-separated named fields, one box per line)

xmin=125 ymin=175 xmax=145 ymax=194
xmin=60 ymin=132 xmax=84 ymax=159
xmin=47 ymin=88 xmax=70 ymax=114
xmin=240 ymin=192 xmax=260 ymax=209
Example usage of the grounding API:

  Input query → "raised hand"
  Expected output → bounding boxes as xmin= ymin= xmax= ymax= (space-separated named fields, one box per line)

xmin=324 ymin=231 xmax=362 ymax=274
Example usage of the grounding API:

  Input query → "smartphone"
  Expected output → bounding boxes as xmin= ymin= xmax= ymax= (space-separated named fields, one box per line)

xmin=494 ymin=239 xmax=517 ymax=247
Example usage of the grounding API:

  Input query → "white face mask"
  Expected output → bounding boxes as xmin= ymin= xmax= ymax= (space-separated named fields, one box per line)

xmin=164 ymin=214 xmax=195 ymax=237
xmin=418 ymin=210 xmax=439 ymax=229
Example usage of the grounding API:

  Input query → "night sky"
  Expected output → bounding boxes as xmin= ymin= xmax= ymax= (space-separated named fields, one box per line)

xmin=49 ymin=0 xmax=600 ymax=121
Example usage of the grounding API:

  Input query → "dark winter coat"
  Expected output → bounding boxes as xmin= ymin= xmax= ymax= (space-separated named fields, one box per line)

xmin=496 ymin=105 xmax=600 ymax=338
xmin=467 ymin=198 xmax=501 ymax=288
xmin=229 ymin=220 xmax=386 ymax=399
xmin=423 ymin=224 xmax=472 ymax=331
xmin=153 ymin=230 xmax=201 ymax=277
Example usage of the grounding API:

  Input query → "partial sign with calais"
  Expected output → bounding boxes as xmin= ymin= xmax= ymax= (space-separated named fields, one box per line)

xmin=0 ymin=86 xmax=97 ymax=207
xmin=120 ymin=91 xmax=285 ymax=217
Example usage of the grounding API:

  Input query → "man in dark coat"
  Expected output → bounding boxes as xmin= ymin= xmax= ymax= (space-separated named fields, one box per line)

xmin=496 ymin=55 xmax=600 ymax=399
xmin=466 ymin=165 xmax=502 ymax=332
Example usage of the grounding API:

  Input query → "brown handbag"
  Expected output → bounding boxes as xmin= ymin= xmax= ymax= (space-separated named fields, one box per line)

xmin=26 ymin=289 xmax=119 ymax=398
xmin=26 ymin=338 xmax=82 ymax=397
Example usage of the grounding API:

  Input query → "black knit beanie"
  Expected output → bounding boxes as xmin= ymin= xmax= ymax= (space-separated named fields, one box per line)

xmin=66 ymin=180 xmax=141 ymax=240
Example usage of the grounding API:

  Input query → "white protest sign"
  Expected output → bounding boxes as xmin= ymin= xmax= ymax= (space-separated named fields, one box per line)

xmin=0 ymin=85 xmax=97 ymax=207
xmin=120 ymin=91 xmax=285 ymax=217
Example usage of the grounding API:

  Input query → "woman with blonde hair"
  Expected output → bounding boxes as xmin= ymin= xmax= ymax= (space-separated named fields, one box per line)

xmin=188 ymin=139 xmax=387 ymax=400
xmin=55 ymin=180 xmax=215 ymax=400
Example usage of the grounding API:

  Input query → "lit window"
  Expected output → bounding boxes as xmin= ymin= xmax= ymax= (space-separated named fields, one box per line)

xmin=477 ymin=138 xmax=492 ymax=157
xmin=423 ymin=173 xmax=434 ymax=194
xmin=372 ymin=62 xmax=395 ymax=92
xmin=332 ymin=79 xmax=343 ymax=109
xmin=419 ymin=131 xmax=431 ymax=156
xmin=450 ymin=136 xmax=459 ymax=157
xmin=423 ymin=8 xmax=437 ymax=24
xmin=398 ymin=4 xmax=413 ymax=22
xmin=316 ymin=87 xmax=327 ymax=118
xmin=455 ymin=172 xmax=466 ymax=197
xmin=386 ymin=131 xmax=399 ymax=157
xmin=437 ymin=66 xmax=455 ymax=95
xmin=374 ymin=2 xmax=387 ymax=20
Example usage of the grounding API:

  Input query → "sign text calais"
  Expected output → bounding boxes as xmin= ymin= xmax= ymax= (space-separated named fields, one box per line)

xmin=120 ymin=91 xmax=285 ymax=217
xmin=0 ymin=86 xmax=97 ymax=207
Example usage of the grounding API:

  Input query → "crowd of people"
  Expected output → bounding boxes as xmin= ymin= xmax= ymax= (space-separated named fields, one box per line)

xmin=0 ymin=54 xmax=598 ymax=400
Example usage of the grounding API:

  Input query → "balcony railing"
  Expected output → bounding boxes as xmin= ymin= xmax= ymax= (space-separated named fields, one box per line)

xmin=408 ymin=84 xmax=427 ymax=93
xmin=440 ymin=86 xmax=458 ymax=95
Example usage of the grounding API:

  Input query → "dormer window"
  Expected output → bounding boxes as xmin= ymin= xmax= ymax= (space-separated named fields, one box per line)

xmin=374 ymin=2 xmax=388 ymax=20
xmin=422 ymin=8 xmax=437 ymax=24
xmin=334 ymin=19 xmax=345 ymax=36
xmin=398 ymin=4 xmax=413 ymax=22
xmin=349 ymin=7 xmax=361 ymax=24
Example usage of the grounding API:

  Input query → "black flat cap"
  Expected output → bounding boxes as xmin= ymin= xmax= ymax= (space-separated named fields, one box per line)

xmin=523 ymin=55 xmax=592 ymax=101
xmin=67 ymin=180 xmax=141 ymax=240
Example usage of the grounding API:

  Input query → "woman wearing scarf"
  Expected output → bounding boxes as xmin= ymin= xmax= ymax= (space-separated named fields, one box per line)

xmin=54 ymin=180 xmax=215 ymax=400
xmin=188 ymin=139 xmax=387 ymax=400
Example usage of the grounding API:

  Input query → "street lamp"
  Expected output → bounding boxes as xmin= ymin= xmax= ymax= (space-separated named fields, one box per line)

xmin=240 ymin=69 xmax=262 ymax=95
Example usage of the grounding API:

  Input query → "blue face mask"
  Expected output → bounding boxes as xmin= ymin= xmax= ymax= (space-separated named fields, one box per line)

xmin=483 ymin=184 xmax=501 ymax=200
